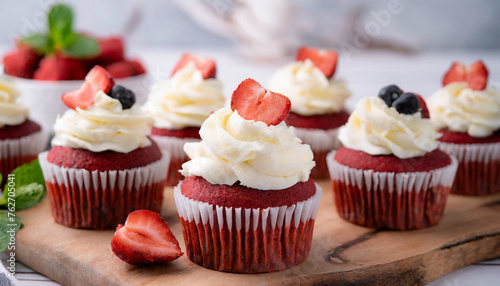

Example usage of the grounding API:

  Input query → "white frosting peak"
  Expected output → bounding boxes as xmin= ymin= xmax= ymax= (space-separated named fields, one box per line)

xmin=52 ymin=92 xmax=153 ymax=153
xmin=0 ymin=79 xmax=29 ymax=127
xmin=181 ymin=108 xmax=315 ymax=190
xmin=268 ymin=59 xmax=350 ymax=116
xmin=338 ymin=97 xmax=439 ymax=159
xmin=143 ymin=63 xmax=225 ymax=129
xmin=427 ymin=82 xmax=500 ymax=137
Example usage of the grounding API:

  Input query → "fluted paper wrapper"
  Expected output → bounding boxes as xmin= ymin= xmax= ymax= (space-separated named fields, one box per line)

xmin=439 ymin=142 xmax=500 ymax=195
xmin=151 ymin=135 xmax=199 ymax=186
xmin=38 ymin=151 xmax=170 ymax=229
xmin=327 ymin=151 xmax=458 ymax=230
xmin=0 ymin=130 xmax=49 ymax=181
xmin=174 ymin=183 xmax=322 ymax=273
xmin=293 ymin=127 xmax=341 ymax=179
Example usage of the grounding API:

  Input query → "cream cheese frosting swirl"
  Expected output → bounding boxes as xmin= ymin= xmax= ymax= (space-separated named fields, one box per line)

xmin=52 ymin=92 xmax=153 ymax=153
xmin=268 ymin=59 xmax=350 ymax=116
xmin=181 ymin=108 xmax=315 ymax=190
xmin=427 ymin=82 xmax=500 ymax=137
xmin=338 ymin=97 xmax=439 ymax=159
xmin=143 ymin=63 xmax=225 ymax=130
xmin=0 ymin=79 xmax=29 ymax=128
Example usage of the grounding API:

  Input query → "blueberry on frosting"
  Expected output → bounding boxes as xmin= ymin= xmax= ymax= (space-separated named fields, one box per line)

xmin=378 ymin=84 xmax=403 ymax=107
xmin=378 ymin=85 xmax=420 ymax=115
xmin=393 ymin=92 xmax=420 ymax=115
xmin=110 ymin=85 xmax=136 ymax=109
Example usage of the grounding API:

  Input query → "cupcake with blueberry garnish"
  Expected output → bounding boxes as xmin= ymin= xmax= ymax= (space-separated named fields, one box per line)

xmin=428 ymin=60 xmax=500 ymax=195
xmin=38 ymin=66 xmax=169 ymax=229
xmin=174 ymin=79 xmax=321 ymax=273
xmin=0 ymin=78 xmax=48 ymax=181
xmin=143 ymin=54 xmax=225 ymax=186
xmin=326 ymin=85 xmax=458 ymax=230
xmin=268 ymin=46 xmax=351 ymax=179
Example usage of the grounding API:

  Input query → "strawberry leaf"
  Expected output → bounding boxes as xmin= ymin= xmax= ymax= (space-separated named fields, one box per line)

xmin=63 ymin=34 xmax=99 ymax=58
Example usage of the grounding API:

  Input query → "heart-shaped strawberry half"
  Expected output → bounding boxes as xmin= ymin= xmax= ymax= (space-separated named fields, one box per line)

xmin=61 ymin=65 xmax=114 ymax=109
xmin=171 ymin=53 xmax=216 ymax=79
xmin=111 ymin=210 xmax=183 ymax=265
xmin=231 ymin=79 xmax=291 ymax=126
xmin=442 ymin=60 xmax=488 ymax=91
xmin=296 ymin=46 xmax=338 ymax=78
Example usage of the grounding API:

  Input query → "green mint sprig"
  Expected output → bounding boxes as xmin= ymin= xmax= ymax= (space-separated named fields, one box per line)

xmin=0 ymin=159 xmax=46 ymax=251
xmin=21 ymin=4 xmax=99 ymax=58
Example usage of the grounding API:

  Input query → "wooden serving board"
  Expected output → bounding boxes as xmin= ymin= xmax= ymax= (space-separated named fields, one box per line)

xmin=14 ymin=180 xmax=500 ymax=286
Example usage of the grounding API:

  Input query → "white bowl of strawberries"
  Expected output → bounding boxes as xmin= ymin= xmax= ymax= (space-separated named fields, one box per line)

xmin=1 ymin=4 xmax=148 ymax=133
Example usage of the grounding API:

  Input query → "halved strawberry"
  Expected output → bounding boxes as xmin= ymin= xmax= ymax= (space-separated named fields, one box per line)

xmin=416 ymin=95 xmax=430 ymax=119
xmin=96 ymin=36 xmax=125 ymax=63
xmin=34 ymin=55 xmax=87 ymax=80
xmin=467 ymin=61 xmax=488 ymax=91
xmin=442 ymin=62 xmax=467 ymax=87
xmin=61 ymin=65 xmax=114 ymax=109
xmin=296 ymin=46 xmax=338 ymax=78
xmin=105 ymin=59 xmax=146 ymax=79
xmin=111 ymin=210 xmax=183 ymax=265
xmin=171 ymin=53 xmax=216 ymax=79
xmin=231 ymin=79 xmax=291 ymax=126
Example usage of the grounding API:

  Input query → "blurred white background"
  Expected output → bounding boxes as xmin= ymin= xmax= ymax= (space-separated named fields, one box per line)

xmin=0 ymin=0 xmax=499 ymax=56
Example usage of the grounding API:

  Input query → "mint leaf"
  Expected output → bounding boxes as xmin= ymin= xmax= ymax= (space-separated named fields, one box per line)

xmin=0 ymin=183 xmax=44 ymax=210
xmin=21 ymin=33 xmax=49 ymax=53
xmin=11 ymin=159 xmax=45 ymax=191
xmin=0 ymin=160 xmax=46 ymax=209
xmin=0 ymin=210 xmax=22 ymax=252
xmin=0 ymin=173 xmax=2 ymax=186
xmin=48 ymin=4 xmax=73 ymax=49
xmin=63 ymin=34 xmax=99 ymax=58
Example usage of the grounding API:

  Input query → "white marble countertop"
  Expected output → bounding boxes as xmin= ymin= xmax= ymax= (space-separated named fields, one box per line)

xmin=1 ymin=47 xmax=499 ymax=285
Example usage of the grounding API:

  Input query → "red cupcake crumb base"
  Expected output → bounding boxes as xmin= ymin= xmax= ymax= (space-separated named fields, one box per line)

xmin=47 ymin=141 xmax=162 ymax=171
xmin=451 ymin=159 xmax=500 ymax=195
xmin=181 ymin=176 xmax=316 ymax=208
xmin=334 ymin=147 xmax=451 ymax=173
xmin=46 ymin=180 xmax=164 ymax=229
xmin=438 ymin=129 xmax=500 ymax=144
xmin=151 ymin=126 xmax=201 ymax=139
xmin=331 ymin=179 xmax=451 ymax=230
xmin=0 ymin=119 xmax=41 ymax=140
xmin=285 ymin=110 xmax=349 ymax=130
xmin=179 ymin=216 xmax=314 ymax=273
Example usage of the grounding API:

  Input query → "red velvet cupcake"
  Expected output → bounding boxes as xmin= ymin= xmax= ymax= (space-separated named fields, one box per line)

xmin=38 ymin=67 xmax=169 ymax=229
xmin=268 ymin=47 xmax=351 ymax=178
xmin=327 ymin=86 xmax=458 ymax=230
xmin=0 ymin=78 xmax=48 ymax=179
xmin=174 ymin=79 xmax=321 ymax=273
xmin=144 ymin=54 xmax=225 ymax=186
xmin=428 ymin=60 xmax=500 ymax=195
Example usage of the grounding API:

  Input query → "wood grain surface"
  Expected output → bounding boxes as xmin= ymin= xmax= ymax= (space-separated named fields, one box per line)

xmin=14 ymin=180 xmax=500 ymax=286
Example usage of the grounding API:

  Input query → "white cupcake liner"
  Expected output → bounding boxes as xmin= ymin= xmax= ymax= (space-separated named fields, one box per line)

xmin=38 ymin=151 xmax=170 ymax=229
xmin=151 ymin=135 xmax=200 ymax=185
xmin=174 ymin=183 xmax=322 ymax=230
xmin=439 ymin=141 xmax=500 ymax=195
xmin=293 ymin=127 xmax=341 ymax=152
xmin=173 ymin=182 xmax=322 ymax=273
xmin=439 ymin=141 xmax=500 ymax=162
xmin=151 ymin=135 xmax=200 ymax=160
xmin=326 ymin=151 xmax=458 ymax=229
xmin=327 ymin=152 xmax=458 ymax=193
xmin=0 ymin=130 xmax=49 ymax=159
